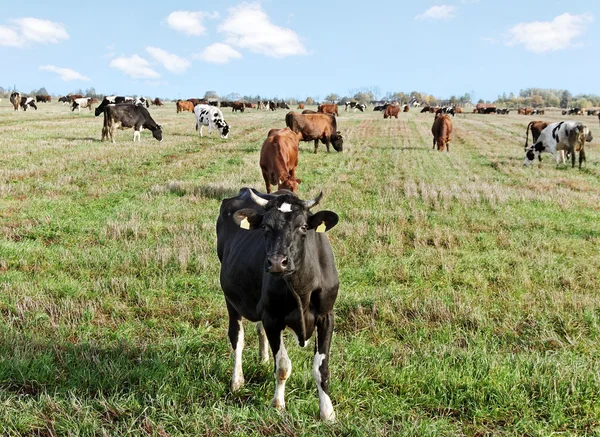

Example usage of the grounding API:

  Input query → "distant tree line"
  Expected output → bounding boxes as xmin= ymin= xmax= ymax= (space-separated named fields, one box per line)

xmin=493 ymin=88 xmax=600 ymax=109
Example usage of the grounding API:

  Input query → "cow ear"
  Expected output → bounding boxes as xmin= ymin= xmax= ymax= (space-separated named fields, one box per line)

xmin=233 ymin=208 xmax=264 ymax=230
xmin=308 ymin=211 xmax=338 ymax=232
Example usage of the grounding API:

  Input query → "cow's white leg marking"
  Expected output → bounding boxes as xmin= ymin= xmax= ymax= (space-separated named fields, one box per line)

xmin=272 ymin=333 xmax=291 ymax=409
xmin=314 ymin=352 xmax=335 ymax=421
xmin=199 ymin=125 xmax=203 ymax=137
xmin=256 ymin=322 xmax=269 ymax=363
xmin=133 ymin=130 xmax=141 ymax=142
xmin=231 ymin=319 xmax=245 ymax=391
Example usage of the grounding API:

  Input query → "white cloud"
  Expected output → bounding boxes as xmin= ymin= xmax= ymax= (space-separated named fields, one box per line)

xmin=39 ymin=65 xmax=91 ymax=81
xmin=193 ymin=43 xmax=243 ymax=64
xmin=0 ymin=17 xmax=68 ymax=47
xmin=146 ymin=46 xmax=191 ymax=73
xmin=416 ymin=5 xmax=456 ymax=21
xmin=0 ymin=26 xmax=22 ymax=47
xmin=166 ymin=10 xmax=219 ymax=36
xmin=110 ymin=55 xmax=161 ymax=79
xmin=507 ymin=13 xmax=593 ymax=53
xmin=218 ymin=3 xmax=307 ymax=58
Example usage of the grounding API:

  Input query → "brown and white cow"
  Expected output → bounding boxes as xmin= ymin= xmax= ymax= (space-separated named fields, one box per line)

xmin=285 ymin=112 xmax=343 ymax=154
xmin=71 ymin=97 xmax=97 ymax=112
xmin=10 ymin=92 xmax=21 ymax=111
xmin=384 ymin=105 xmax=400 ymax=119
xmin=524 ymin=121 xmax=549 ymax=150
xmin=432 ymin=114 xmax=452 ymax=152
xmin=317 ymin=104 xmax=338 ymax=117
xmin=260 ymin=128 xmax=303 ymax=193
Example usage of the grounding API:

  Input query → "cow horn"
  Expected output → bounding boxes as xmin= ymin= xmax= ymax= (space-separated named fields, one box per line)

xmin=302 ymin=192 xmax=323 ymax=209
xmin=249 ymin=189 xmax=269 ymax=207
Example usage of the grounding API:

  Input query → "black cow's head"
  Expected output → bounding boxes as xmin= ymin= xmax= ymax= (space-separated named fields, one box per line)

xmin=152 ymin=125 xmax=163 ymax=142
xmin=233 ymin=190 xmax=338 ymax=275
xmin=524 ymin=142 xmax=545 ymax=166
xmin=331 ymin=132 xmax=344 ymax=152
xmin=216 ymin=119 xmax=230 ymax=138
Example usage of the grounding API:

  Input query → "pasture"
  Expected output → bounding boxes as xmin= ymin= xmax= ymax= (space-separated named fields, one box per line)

xmin=1 ymin=101 xmax=600 ymax=436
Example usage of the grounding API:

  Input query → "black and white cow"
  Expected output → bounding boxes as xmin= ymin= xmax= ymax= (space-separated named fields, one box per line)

xmin=524 ymin=121 xmax=593 ymax=169
xmin=345 ymin=101 xmax=357 ymax=111
xmin=71 ymin=98 xmax=95 ymax=112
xmin=134 ymin=97 xmax=149 ymax=107
xmin=102 ymin=104 xmax=162 ymax=143
xmin=20 ymin=96 xmax=37 ymax=111
xmin=216 ymin=188 xmax=340 ymax=421
xmin=95 ymin=96 xmax=129 ymax=116
xmin=194 ymin=104 xmax=230 ymax=138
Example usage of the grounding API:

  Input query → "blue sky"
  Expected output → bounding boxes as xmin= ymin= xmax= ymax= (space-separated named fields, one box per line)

xmin=0 ymin=0 xmax=598 ymax=102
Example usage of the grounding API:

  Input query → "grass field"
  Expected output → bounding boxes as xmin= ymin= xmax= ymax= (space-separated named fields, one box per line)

xmin=1 ymin=100 xmax=600 ymax=436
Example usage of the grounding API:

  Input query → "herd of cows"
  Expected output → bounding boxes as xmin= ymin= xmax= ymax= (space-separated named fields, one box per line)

xmin=4 ymin=89 xmax=600 ymax=421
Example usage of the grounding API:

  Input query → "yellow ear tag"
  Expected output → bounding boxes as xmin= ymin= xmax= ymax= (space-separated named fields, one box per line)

xmin=240 ymin=217 xmax=250 ymax=230
xmin=316 ymin=222 xmax=326 ymax=233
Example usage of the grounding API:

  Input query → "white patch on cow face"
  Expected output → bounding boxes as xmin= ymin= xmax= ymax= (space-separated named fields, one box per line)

xmin=278 ymin=202 xmax=292 ymax=213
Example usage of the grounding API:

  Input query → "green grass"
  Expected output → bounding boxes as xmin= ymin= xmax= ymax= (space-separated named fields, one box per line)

xmin=1 ymin=101 xmax=600 ymax=436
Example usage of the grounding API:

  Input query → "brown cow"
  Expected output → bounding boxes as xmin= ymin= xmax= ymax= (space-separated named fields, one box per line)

xmin=151 ymin=97 xmax=163 ymax=106
xmin=297 ymin=103 xmax=305 ymax=109
xmin=187 ymin=98 xmax=204 ymax=107
xmin=384 ymin=105 xmax=400 ymax=119
xmin=525 ymin=120 xmax=548 ymax=150
xmin=302 ymin=109 xmax=317 ymax=114
xmin=285 ymin=111 xmax=343 ymax=154
xmin=455 ymin=107 xmax=463 ymax=114
xmin=259 ymin=128 xmax=302 ymax=193
xmin=432 ymin=114 xmax=452 ymax=152
xmin=177 ymin=100 xmax=195 ymax=113
xmin=232 ymin=101 xmax=245 ymax=112
xmin=317 ymin=103 xmax=338 ymax=117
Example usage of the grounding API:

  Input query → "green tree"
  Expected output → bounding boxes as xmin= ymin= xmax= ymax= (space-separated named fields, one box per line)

xmin=204 ymin=90 xmax=219 ymax=100
xmin=560 ymin=90 xmax=571 ymax=108
xmin=305 ymin=97 xmax=314 ymax=105
xmin=325 ymin=93 xmax=340 ymax=103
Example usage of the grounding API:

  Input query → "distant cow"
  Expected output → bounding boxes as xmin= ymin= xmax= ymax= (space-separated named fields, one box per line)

xmin=58 ymin=96 xmax=70 ymax=104
xmin=20 ymin=96 xmax=38 ymax=111
xmin=194 ymin=104 xmax=230 ymax=138
xmin=177 ymin=100 xmax=195 ymax=113
xmin=497 ymin=108 xmax=510 ymax=115
xmin=297 ymin=103 xmax=305 ymax=109
xmin=432 ymin=114 xmax=452 ymax=152
xmin=403 ymin=105 xmax=409 ymax=112
xmin=277 ymin=102 xmax=290 ymax=110
xmin=260 ymin=128 xmax=302 ymax=193
xmin=524 ymin=121 xmax=592 ymax=168
xmin=102 ymin=104 xmax=163 ymax=143
xmin=150 ymin=98 xmax=163 ymax=106
xmin=285 ymin=111 xmax=343 ymax=154
xmin=384 ymin=105 xmax=400 ymax=119
xmin=524 ymin=121 xmax=549 ymax=150
xmin=586 ymin=109 xmax=597 ymax=116
xmin=317 ymin=104 xmax=338 ymax=117
xmin=10 ymin=92 xmax=21 ymax=111
xmin=71 ymin=97 xmax=96 ymax=112
xmin=232 ymin=101 xmax=245 ymax=112
xmin=373 ymin=104 xmax=389 ymax=112
xmin=36 ymin=95 xmax=51 ymax=103
xmin=95 ymin=96 xmax=129 ymax=116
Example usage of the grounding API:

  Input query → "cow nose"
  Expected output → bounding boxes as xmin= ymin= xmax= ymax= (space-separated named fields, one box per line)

xmin=267 ymin=255 xmax=288 ymax=274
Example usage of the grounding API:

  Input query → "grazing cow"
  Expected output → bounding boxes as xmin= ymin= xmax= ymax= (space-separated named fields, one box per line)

xmin=71 ymin=97 xmax=96 ymax=112
xmin=524 ymin=121 xmax=549 ymax=150
xmin=297 ymin=103 xmax=305 ymax=109
xmin=176 ymin=100 xmax=195 ymax=113
xmin=317 ymin=104 xmax=338 ymax=117
xmin=20 ymin=97 xmax=38 ymax=111
xmin=232 ymin=101 xmax=245 ymax=112
xmin=194 ymin=104 xmax=230 ymax=138
xmin=373 ymin=104 xmax=389 ymax=112
xmin=95 ymin=96 xmax=129 ymax=116
xmin=436 ymin=106 xmax=455 ymax=116
xmin=432 ymin=114 xmax=452 ymax=152
xmin=36 ymin=95 xmax=51 ymax=103
xmin=344 ymin=101 xmax=358 ymax=111
xmin=455 ymin=107 xmax=463 ymax=114
xmin=277 ymin=102 xmax=290 ymax=110
xmin=150 ymin=98 xmax=163 ymax=106
xmin=257 ymin=101 xmax=267 ymax=110
xmin=260 ymin=128 xmax=302 ymax=193
xmin=403 ymin=105 xmax=409 ymax=112
xmin=285 ymin=111 xmax=343 ymax=154
xmin=524 ymin=121 xmax=592 ymax=168
xmin=302 ymin=109 xmax=317 ymax=114
xmin=384 ymin=105 xmax=400 ymax=119
xmin=497 ymin=108 xmax=510 ymax=115
xmin=186 ymin=98 xmax=204 ymax=107
xmin=352 ymin=103 xmax=367 ymax=112
xmin=244 ymin=102 xmax=254 ymax=108
xmin=10 ymin=92 xmax=21 ymax=111
xmin=216 ymin=188 xmax=340 ymax=421
xmin=268 ymin=101 xmax=277 ymax=111
xmin=58 ymin=96 xmax=70 ymax=104
xmin=102 ymin=104 xmax=163 ymax=143
xmin=586 ymin=109 xmax=597 ymax=116
xmin=134 ymin=97 xmax=149 ymax=107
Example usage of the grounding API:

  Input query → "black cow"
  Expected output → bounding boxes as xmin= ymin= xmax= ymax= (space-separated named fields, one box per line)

xmin=102 ymin=104 xmax=162 ymax=142
xmin=373 ymin=104 xmax=389 ymax=112
xmin=20 ymin=96 xmax=38 ymax=111
xmin=216 ymin=188 xmax=340 ymax=421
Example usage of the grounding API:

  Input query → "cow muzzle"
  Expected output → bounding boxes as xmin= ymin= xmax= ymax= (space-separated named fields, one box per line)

xmin=266 ymin=254 xmax=290 ymax=274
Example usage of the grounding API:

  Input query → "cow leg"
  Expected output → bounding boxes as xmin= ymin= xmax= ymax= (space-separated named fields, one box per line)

xmin=314 ymin=139 xmax=319 ymax=154
xmin=199 ymin=125 xmax=203 ymax=137
xmin=571 ymin=147 xmax=576 ymax=168
xmin=432 ymin=138 xmax=436 ymax=150
xmin=264 ymin=324 xmax=291 ymax=409
xmin=256 ymin=322 xmax=269 ymax=363
xmin=226 ymin=302 xmax=245 ymax=391
xmin=446 ymin=140 xmax=450 ymax=153
xmin=133 ymin=129 xmax=141 ymax=142
xmin=314 ymin=312 xmax=335 ymax=421
xmin=323 ymin=138 xmax=331 ymax=153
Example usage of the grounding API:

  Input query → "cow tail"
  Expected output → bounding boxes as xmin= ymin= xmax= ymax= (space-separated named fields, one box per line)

xmin=525 ymin=121 xmax=533 ymax=149
xmin=285 ymin=280 xmax=307 ymax=347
